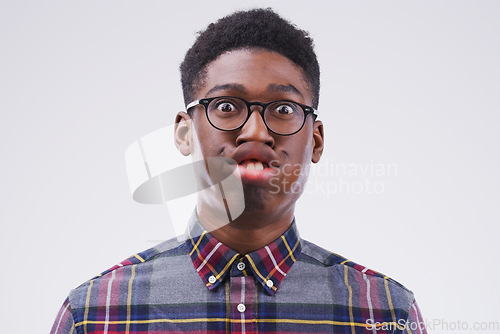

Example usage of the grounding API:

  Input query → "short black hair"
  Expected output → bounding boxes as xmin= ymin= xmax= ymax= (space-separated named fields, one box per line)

xmin=180 ymin=8 xmax=320 ymax=110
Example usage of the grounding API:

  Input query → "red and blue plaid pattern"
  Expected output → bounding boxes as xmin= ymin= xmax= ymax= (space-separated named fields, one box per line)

xmin=187 ymin=218 xmax=301 ymax=296
xmin=51 ymin=215 xmax=427 ymax=334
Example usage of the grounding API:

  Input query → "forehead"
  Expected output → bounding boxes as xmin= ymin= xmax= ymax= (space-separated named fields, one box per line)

xmin=197 ymin=48 xmax=312 ymax=104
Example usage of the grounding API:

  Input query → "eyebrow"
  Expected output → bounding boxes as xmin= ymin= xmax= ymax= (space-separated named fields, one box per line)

xmin=267 ymin=84 xmax=304 ymax=98
xmin=206 ymin=84 xmax=247 ymax=96
xmin=205 ymin=83 xmax=304 ymax=99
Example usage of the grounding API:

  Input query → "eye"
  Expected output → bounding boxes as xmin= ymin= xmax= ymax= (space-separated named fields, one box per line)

xmin=274 ymin=104 xmax=295 ymax=115
xmin=217 ymin=102 xmax=237 ymax=113
xmin=208 ymin=98 xmax=245 ymax=119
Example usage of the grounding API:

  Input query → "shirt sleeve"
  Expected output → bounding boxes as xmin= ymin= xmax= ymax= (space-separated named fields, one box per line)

xmin=402 ymin=299 xmax=427 ymax=334
xmin=50 ymin=297 xmax=76 ymax=334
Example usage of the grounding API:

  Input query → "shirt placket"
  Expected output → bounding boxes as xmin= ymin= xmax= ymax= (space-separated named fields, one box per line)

xmin=230 ymin=259 xmax=256 ymax=334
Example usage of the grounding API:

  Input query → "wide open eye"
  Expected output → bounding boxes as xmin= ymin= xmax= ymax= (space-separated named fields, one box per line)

xmin=217 ymin=102 xmax=237 ymax=113
xmin=267 ymin=102 xmax=302 ymax=120
xmin=275 ymin=104 xmax=295 ymax=115
xmin=209 ymin=97 xmax=245 ymax=121
xmin=210 ymin=98 xmax=244 ymax=117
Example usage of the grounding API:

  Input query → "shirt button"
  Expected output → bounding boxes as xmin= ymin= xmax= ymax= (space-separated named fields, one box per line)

xmin=237 ymin=304 xmax=246 ymax=313
xmin=237 ymin=262 xmax=246 ymax=271
xmin=208 ymin=275 xmax=216 ymax=284
xmin=266 ymin=279 xmax=274 ymax=288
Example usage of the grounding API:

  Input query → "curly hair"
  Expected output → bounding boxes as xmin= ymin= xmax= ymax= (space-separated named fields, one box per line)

xmin=180 ymin=8 xmax=320 ymax=110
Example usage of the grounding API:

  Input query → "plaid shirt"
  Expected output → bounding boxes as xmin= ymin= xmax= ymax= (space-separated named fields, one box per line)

xmin=51 ymin=215 xmax=426 ymax=334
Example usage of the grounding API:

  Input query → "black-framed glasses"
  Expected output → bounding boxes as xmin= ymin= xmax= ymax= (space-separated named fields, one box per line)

xmin=186 ymin=96 xmax=318 ymax=136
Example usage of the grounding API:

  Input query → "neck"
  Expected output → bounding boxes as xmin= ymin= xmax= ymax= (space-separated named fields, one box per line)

xmin=196 ymin=204 xmax=295 ymax=254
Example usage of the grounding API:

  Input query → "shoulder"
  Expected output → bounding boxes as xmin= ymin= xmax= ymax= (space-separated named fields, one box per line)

xmin=298 ymin=238 xmax=415 ymax=308
xmin=299 ymin=238 xmax=409 ymax=286
xmin=92 ymin=237 xmax=187 ymax=279
xmin=67 ymin=236 xmax=189 ymax=307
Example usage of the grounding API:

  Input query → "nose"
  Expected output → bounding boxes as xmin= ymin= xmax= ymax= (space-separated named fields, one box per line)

xmin=235 ymin=109 xmax=275 ymax=147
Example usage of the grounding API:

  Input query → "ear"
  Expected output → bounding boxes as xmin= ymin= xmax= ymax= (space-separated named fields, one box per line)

xmin=311 ymin=120 xmax=324 ymax=163
xmin=174 ymin=111 xmax=193 ymax=156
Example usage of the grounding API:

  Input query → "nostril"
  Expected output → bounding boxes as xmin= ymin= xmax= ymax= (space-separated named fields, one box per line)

xmin=236 ymin=137 xmax=274 ymax=148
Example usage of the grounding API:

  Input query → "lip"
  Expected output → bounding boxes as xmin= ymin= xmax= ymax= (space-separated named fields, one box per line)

xmin=230 ymin=143 xmax=280 ymax=183
xmin=231 ymin=142 xmax=280 ymax=167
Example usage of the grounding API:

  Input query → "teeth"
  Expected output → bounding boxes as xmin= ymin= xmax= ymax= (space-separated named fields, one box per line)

xmin=241 ymin=161 xmax=265 ymax=170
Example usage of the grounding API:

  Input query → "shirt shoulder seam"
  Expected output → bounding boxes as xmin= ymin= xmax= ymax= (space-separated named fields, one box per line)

xmin=300 ymin=239 xmax=412 ymax=294
xmin=79 ymin=240 xmax=187 ymax=286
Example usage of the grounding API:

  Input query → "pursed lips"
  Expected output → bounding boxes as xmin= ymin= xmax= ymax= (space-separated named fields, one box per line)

xmin=230 ymin=143 xmax=280 ymax=181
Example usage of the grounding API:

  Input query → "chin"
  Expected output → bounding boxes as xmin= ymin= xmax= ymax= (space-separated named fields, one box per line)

xmin=242 ymin=184 xmax=268 ymax=211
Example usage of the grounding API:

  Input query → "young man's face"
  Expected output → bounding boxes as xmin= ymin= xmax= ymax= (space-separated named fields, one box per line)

xmin=178 ymin=48 xmax=323 ymax=222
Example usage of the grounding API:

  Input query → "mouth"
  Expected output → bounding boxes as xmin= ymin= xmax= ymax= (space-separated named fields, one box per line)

xmin=230 ymin=142 xmax=281 ymax=184
xmin=238 ymin=159 xmax=270 ymax=170
xmin=236 ymin=158 xmax=277 ymax=184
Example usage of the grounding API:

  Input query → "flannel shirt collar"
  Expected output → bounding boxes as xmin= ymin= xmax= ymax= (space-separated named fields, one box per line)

xmin=186 ymin=215 xmax=302 ymax=296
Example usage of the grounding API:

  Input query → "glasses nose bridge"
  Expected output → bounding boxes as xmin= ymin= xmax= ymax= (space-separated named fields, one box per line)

xmin=246 ymin=101 xmax=267 ymax=116
xmin=237 ymin=100 xmax=275 ymax=146
xmin=242 ymin=101 xmax=270 ymax=132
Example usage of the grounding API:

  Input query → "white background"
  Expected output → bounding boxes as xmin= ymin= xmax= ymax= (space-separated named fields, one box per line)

xmin=1 ymin=0 xmax=499 ymax=332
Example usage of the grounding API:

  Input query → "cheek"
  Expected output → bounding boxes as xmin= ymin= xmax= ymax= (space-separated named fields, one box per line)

xmin=282 ymin=132 xmax=314 ymax=167
xmin=192 ymin=124 xmax=235 ymax=159
xmin=273 ymin=161 xmax=311 ymax=196
xmin=281 ymin=163 xmax=306 ymax=180
xmin=273 ymin=168 xmax=305 ymax=197
xmin=279 ymin=136 xmax=314 ymax=191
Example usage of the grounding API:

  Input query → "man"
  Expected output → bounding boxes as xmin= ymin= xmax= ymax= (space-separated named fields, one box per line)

xmin=51 ymin=8 xmax=426 ymax=334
